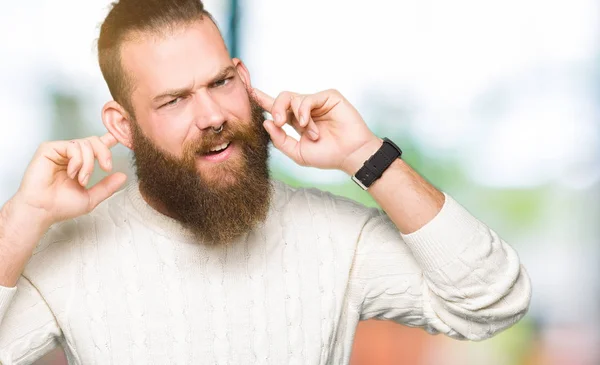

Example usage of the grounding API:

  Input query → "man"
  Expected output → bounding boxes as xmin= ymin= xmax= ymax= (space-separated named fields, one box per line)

xmin=0 ymin=0 xmax=531 ymax=364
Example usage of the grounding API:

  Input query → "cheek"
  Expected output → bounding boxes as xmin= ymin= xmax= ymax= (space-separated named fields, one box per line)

xmin=213 ymin=86 xmax=252 ymax=121
xmin=146 ymin=110 xmax=196 ymax=157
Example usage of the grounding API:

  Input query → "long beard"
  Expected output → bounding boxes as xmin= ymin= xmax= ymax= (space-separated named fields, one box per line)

xmin=131 ymin=96 xmax=272 ymax=245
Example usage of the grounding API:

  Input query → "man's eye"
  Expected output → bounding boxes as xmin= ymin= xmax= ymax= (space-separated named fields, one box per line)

xmin=213 ymin=77 xmax=232 ymax=87
xmin=162 ymin=97 xmax=181 ymax=108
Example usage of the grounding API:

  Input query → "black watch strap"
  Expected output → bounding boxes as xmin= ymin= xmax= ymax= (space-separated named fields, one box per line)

xmin=352 ymin=138 xmax=402 ymax=190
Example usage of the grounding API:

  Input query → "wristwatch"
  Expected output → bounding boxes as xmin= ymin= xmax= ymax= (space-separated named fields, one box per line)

xmin=352 ymin=137 xmax=402 ymax=190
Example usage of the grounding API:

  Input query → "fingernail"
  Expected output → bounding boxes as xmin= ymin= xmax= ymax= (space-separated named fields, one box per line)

xmin=106 ymin=160 xmax=112 ymax=170
xmin=299 ymin=116 xmax=305 ymax=126
xmin=275 ymin=113 xmax=283 ymax=123
xmin=309 ymin=129 xmax=319 ymax=140
xmin=82 ymin=174 xmax=89 ymax=185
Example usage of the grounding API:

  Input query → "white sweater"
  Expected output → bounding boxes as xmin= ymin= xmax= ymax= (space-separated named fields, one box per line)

xmin=0 ymin=180 xmax=530 ymax=365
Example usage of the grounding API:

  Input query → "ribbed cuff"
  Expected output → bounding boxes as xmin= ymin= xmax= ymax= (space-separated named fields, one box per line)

xmin=401 ymin=193 xmax=485 ymax=272
xmin=0 ymin=284 xmax=17 ymax=319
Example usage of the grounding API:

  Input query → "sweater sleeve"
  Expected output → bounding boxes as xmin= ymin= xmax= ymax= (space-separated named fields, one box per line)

xmin=350 ymin=193 xmax=531 ymax=341
xmin=0 ymin=277 xmax=62 ymax=365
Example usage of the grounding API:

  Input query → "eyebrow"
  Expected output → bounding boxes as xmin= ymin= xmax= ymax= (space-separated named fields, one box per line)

xmin=151 ymin=65 xmax=236 ymax=104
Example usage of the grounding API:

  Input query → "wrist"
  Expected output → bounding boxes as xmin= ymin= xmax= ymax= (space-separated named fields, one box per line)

xmin=341 ymin=136 xmax=383 ymax=176
xmin=0 ymin=197 xmax=52 ymax=287
xmin=3 ymin=194 xmax=54 ymax=235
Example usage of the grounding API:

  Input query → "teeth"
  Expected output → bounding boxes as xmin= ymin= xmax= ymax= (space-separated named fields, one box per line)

xmin=209 ymin=141 xmax=230 ymax=152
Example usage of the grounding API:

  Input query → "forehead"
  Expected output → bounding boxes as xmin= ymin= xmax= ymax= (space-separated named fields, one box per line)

xmin=121 ymin=20 xmax=230 ymax=97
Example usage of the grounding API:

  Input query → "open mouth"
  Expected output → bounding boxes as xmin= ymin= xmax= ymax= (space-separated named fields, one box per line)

xmin=198 ymin=141 xmax=233 ymax=162
xmin=206 ymin=141 xmax=230 ymax=154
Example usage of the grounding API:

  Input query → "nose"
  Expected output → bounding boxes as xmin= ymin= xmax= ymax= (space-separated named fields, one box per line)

xmin=193 ymin=91 xmax=226 ymax=132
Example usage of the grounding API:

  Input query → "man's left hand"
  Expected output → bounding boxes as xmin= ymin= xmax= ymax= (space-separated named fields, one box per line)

xmin=253 ymin=88 xmax=383 ymax=175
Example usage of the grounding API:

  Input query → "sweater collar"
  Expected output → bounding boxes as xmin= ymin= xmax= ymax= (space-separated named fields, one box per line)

xmin=124 ymin=180 xmax=199 ymax=242
xmin=123 ymin=178 xmax=283 ymax=243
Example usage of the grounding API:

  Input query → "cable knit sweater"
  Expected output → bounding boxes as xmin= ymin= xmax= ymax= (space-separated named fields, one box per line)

xmin=0 ymin=179 xmax=531 ymax=365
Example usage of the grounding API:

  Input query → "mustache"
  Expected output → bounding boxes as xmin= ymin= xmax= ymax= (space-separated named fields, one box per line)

xmin=182 ymin=120 xmax=255 ymax=157
xmin=184 ymin=99 xmax=267 ymax=156
xmin=189 ymin=127 xmax=236 ymax=154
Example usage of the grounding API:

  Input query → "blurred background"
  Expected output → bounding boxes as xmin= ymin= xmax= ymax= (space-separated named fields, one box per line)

xmin=1 ymin=0 xmax=598 ymax=364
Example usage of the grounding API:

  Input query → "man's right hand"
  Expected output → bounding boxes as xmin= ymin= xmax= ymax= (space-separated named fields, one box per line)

xmin=0 ymin=134 xmax=127 ymax=287
xmin=13 ymin=133 xmax=128 ymax=227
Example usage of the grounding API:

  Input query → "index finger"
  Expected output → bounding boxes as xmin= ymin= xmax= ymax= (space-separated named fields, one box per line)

xmin=100 ymin=133 xmax=118 ymax=148
xmin=252 ymin=88 xmax=275 ymax=112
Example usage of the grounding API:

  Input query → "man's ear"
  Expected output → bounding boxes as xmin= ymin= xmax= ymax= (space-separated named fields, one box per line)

xmin=233 ymin=58 xmax=252 ymax=89
xmin=102 ymin=101 xmax=134 ymax=150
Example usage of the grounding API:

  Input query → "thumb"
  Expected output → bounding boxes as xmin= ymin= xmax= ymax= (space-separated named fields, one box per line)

xmin=87 ymin=172 xmax=128 ymax=211
xmin=263 ymin=120 xmax=304 ymax=166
